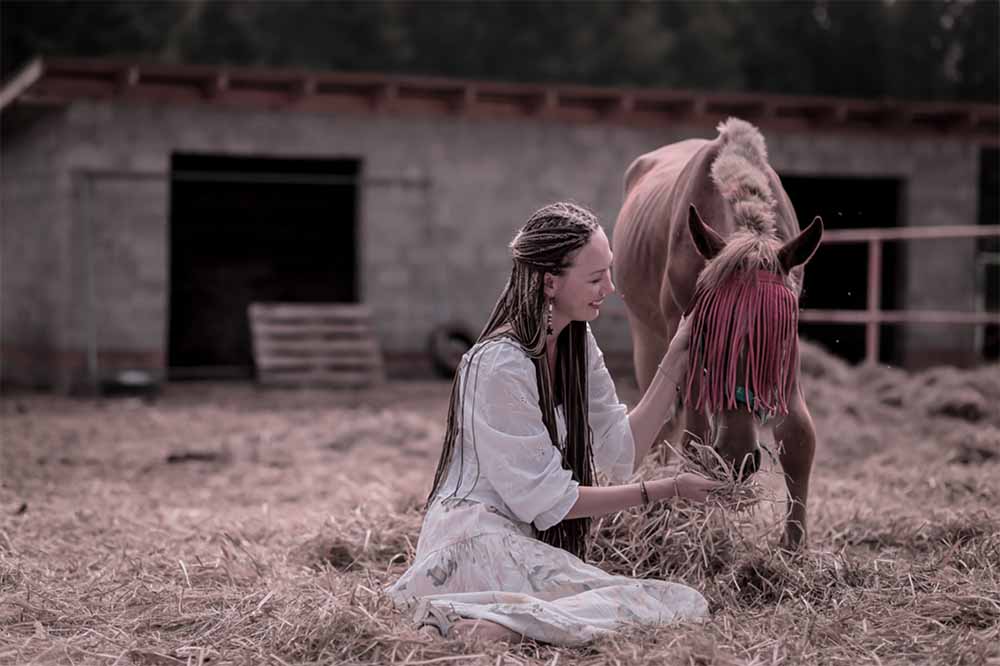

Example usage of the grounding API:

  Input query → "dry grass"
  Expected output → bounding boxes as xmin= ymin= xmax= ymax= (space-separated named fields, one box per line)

xmin=589 ymin=438 xmax=770 ymax=583
xmin=2 ymin=350 xmax=999 ymax=665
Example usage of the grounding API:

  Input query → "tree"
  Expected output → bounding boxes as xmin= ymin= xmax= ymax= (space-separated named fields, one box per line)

xmin=2 ymin=0 xmax=996 ymax=103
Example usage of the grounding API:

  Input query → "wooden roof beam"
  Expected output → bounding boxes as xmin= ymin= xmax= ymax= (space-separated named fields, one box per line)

xmin=842 ymin=101 xmax=906 ymax=127
xmin=373 ymin=82 xmax=398 ymax=111
xmin=704 ymin=98 xmax=768 ymax=119
xmin=908 ymin=108 xmax=973 ymax=131
xmin=972 ymin=109 xmax=1000 ymax=135
xmin=3 ymin=58 xmax=997 ymax=140
xmin=204 ymin=71 xmax=229 ymax=99
xmin=459 ymin=85 xmax=477 ymax=112
xmin=632 ymin=93 xmax=698 ymax=118
xmin=557 ymin=89 xmax=622 ymax=117
xmin=291 ymin=76 xmax=316 ymax=100
xmin=115 ymin=65 xmax=140 ymax=93
xmin=472 ymin=84 xmax=548 ymax=114
xmin=772 ymin=102 xmax=839 ymax=122
xmin=0 ymin=58 xmax=44 ymax=111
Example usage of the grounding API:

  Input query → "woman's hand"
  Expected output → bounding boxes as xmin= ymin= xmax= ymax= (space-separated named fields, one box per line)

xmin=669 ymin=315 xmax=693 ymax=357
xmin=672 ymin=473 xmax=725 ymax=502
xmin=657 ymin=316 xmax=692 ymax=385
xmin=648 ymin=473 xmax=725 ymax=503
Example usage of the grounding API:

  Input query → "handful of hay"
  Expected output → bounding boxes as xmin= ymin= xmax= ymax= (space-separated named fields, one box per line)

xmin=589 ymin=435 xmax=783 ymax=581
xmin=672 ymin=436 xmax=767 ymax=510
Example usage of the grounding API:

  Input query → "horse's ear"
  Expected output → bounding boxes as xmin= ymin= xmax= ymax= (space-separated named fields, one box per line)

xmin=778 ymin=216 xmax=824 ymax=272
xmin=688 ymin=204 xmax=726 ymax=260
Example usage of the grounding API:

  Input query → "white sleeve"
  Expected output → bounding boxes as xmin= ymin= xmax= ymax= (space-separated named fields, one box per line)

xmin=465 ymin=342 xmax=580 ymax=531
xmin=586 ymin=325 xmax=636 ymax=484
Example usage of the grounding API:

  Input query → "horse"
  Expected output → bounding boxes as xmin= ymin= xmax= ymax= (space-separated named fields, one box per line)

xmin=612 ymin=118 xmax=823 ymax=549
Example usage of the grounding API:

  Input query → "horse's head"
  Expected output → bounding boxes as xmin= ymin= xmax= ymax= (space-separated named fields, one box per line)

xmin=682 ymin=204 xmax=823 ymax=479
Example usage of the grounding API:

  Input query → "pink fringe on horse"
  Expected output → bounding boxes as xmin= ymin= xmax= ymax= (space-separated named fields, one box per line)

xmin=684 ymin=269 xmax=798 ymax=416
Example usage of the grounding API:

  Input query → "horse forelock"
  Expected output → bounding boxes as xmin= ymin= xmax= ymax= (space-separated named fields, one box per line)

xmin=693 ymin=230 xmax=784 ymax=296
xmin=686 ymin=223 xmax=801 ymax=417
xmin=684 ymin=268 xmax=799 ymax=416
xmin=711 ymin=118 xmax=777 ymax=235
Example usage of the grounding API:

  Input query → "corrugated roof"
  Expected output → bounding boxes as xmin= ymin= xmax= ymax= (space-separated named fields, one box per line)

xmin=3 ymin=57 xmax=998 ymax=141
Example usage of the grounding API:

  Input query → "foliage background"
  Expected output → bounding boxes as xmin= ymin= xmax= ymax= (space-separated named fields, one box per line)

xmin=3 ymin=0 xmax=997 ymax=103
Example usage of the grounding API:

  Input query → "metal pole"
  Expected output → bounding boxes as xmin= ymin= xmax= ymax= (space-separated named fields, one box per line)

xmin=974 ymin=251 xmax=1000 ymax=355
xmin=865 ymin=238 xmax=882 ymax=364
xmin=82 ymin=175 xmax=99 ymax=394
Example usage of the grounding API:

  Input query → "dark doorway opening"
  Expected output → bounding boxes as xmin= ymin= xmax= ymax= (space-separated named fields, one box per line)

xmin=979 ymin=147 xmax=999 ymax=361
xmin=781 ymin=176 xmax=904 ymax=365
xmin=169 ymin=154 xmax=359 ymax=379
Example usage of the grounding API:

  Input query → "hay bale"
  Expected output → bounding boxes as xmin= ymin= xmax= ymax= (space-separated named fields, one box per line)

xmin=947 ymin=426 xmax=1000 ymax=465
xmin=911 ymin=366 xmax=997 ymax=423
xmin=854 ymin=363 xmax=912 ymax=408
xmin=799 ymin=338 xmax=853 ymax=386
xmin=848 ymin=364 xmax=998 ymax=424
xmin=922 ymin=387 xmax=989 ymax=422
xmin=965 ymin=364 xmax=1000 ymax=402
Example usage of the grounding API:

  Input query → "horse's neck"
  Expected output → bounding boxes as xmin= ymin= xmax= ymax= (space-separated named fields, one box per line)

xmin=678 ymin=143 xmax=735 ymax=237
xmin=618 ymin=141 xmax=715 ymax=267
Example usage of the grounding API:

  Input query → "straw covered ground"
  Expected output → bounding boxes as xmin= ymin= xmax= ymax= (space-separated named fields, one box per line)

xmin=2 ymin=343 xmax=999 ymax=665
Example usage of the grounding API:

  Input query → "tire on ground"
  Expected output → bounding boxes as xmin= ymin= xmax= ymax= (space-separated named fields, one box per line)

xmin=427 ymin=323 xmax=476 ymax=378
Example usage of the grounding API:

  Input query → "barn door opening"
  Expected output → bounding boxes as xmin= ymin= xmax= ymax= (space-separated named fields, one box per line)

xmin=781 ymin=176 xmax=904 ymax=365
xmin=168 ymin=154 xmax=359 ymax=379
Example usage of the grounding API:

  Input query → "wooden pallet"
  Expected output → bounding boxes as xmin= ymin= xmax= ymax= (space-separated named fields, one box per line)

xmin=248 ymin=303 xmax=385 ymax=387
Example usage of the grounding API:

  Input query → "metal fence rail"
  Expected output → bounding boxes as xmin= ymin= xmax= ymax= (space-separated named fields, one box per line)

xmin=799 ymin=224 xmax=1000 ymax=363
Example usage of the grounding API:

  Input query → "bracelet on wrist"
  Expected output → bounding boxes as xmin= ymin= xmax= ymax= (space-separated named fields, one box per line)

xmin=656 ymin=363 xmax=682 ymax=393
xmin=639 ymin=480 xmax=650 ymax=506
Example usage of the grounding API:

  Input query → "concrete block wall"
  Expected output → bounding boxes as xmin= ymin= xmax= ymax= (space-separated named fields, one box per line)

xmin=63 ymin=176 xmax=169 ymax=370
xmin=1 ymin=109 xmax=75 ymax=389
xmin=0 ymin=98 xmax=985 ymax=389
xmin=51 ymin=101 xmax=682 ymax=375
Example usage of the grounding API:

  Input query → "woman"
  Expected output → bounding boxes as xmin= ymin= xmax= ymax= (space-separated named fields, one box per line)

xmin=387 ymin=202 xmax=721 ymax=645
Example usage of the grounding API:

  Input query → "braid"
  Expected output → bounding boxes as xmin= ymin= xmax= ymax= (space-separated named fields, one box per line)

xmin=427 ymin=202 xmax=600 ymax=560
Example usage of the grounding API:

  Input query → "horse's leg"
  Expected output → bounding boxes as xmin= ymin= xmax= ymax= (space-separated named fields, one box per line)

xmin=626 ymin=310 xmax=667 ymax=394
xmin=772 ymin=381 xmax=816 ymax=550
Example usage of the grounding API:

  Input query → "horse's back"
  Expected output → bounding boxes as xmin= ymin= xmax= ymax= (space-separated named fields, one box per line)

xmin=614 ymin=138 xmax=712 ymax=331
xmin=623 ymin=139 xmax=708 ymax=200
xmin=616 ymin=138 xmax=709 ymax=263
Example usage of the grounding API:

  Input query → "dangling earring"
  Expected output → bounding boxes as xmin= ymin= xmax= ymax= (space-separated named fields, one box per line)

xmin=546 ymin=298 xmax=554 ymax=336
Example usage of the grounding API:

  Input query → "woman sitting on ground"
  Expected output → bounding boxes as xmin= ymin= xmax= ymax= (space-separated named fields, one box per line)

xmin=387 ymin=202 xmax=723 ymax=645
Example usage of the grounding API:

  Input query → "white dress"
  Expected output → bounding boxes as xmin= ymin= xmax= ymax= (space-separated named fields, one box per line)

xmin=387 ymin=326 xmax=708 ymax=645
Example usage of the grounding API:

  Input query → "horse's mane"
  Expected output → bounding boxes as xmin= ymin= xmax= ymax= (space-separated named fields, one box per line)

xmin=710 ymin=118 xmax=777 ymax=235
xmin=685 ymin=118 xmax=799 ymax=415
xmin=694 ymin=118 xmax=794 ymax=297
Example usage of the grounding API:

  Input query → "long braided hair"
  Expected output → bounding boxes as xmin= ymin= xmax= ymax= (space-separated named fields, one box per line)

xmin=426 ymin=202 xmax=600 ymax=560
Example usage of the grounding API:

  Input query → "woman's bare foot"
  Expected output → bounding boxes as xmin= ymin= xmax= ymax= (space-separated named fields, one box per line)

xmin=450 ymin=618 xmax=521 ymax=642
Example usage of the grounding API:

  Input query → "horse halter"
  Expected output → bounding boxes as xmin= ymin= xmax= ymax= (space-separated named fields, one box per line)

xmin=734 ymin=385 xmax=773 ymax=425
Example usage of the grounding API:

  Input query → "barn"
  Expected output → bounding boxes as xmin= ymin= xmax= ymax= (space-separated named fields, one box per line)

xmin=2 ymin=58 xmax=997 ymax=392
